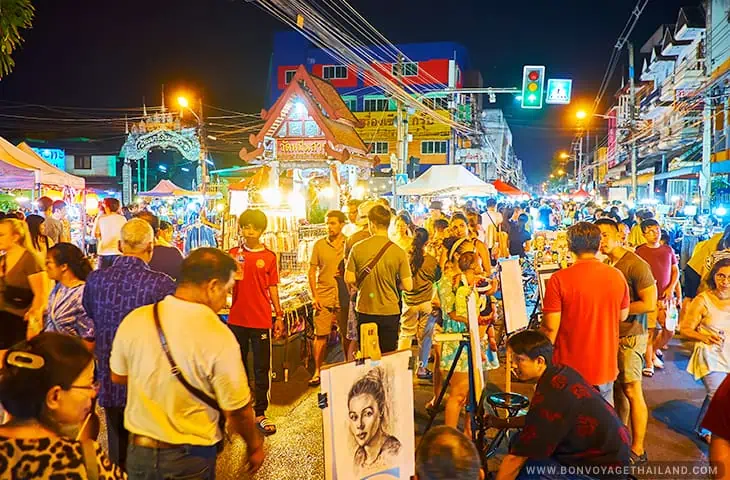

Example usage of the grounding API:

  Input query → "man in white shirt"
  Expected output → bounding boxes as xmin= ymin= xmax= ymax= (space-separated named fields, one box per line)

xmin=95 ymin=197 xmax=128 ymax=268
xmin=111 ymin=248 xmax=265 ymax=478
xmin=481 ymin=198 xmax=503 ymax=254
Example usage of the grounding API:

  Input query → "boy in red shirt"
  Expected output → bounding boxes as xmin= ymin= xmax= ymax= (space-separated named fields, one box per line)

xmin=229 ymin=209 xmax=284 ymax=436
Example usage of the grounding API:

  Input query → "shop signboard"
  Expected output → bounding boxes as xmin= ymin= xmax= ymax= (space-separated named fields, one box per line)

xmin=455 ymin=148 xmax=488 ymax=164
xmin=607 ymin=109 xmax=618 ymax=168
xmin=32 ymin=147 xmax=66 ymax=170
xmin=277 ymin=139 xmax=328 ymax=161
xmin=355 ymin=111 xmax=450 ymax=142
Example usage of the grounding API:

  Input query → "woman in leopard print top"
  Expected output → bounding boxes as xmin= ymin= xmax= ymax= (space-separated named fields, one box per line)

xmin=0 ymin=333 xmax=125 ymax=479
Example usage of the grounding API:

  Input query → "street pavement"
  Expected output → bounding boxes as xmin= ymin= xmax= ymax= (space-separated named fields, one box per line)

xmin=97 ymin=337 xmax=712 ymax=479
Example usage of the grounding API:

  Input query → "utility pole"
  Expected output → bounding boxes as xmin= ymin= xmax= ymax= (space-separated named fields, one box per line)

xmin=701 ymin=95 xmax=712 ymax=213
xmin=198 ymin=98 xmax=208 ymax=197
xmin=577 ymin=137 xmax=583 ymax=188
xmin=629 ymin=43 xmax=638 ymax=201
xmin=393 ymin=54 xmax=404 ymax=208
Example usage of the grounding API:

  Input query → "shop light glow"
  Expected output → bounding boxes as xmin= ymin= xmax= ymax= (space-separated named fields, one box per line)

xmin=352 ymin=185 xmax=366 ymax=199
xmin=715 ymin=206 xmax=727 ymax=216
xmin=670 ymin=195 xmax=681 ymax=203
xmin=320 ymin=187 xmax=334 ymax=198
xmin=261 ymin=188 xmax=282 ymax=206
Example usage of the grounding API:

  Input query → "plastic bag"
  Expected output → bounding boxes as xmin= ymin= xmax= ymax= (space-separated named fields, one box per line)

xmin=665 ymin=302 xmax=679 ymax=333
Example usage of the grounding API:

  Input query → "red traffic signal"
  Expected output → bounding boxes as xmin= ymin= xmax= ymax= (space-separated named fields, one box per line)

xmin=528 ymin=70 xmax=540 ymax=81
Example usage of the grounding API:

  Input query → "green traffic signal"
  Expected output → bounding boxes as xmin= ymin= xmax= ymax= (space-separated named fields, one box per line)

xmin=521 ymin=65 xmax=545 ymax=109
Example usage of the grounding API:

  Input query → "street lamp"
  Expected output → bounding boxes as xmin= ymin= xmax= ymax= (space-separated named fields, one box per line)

xmin=576 ymin=110 xmax=587 ymax=120
xmin=178 ymin=95 xmax=207 ymax=195
xmin=559 ymin=152 xmax=570 ymax=160
xmin=557 ymin=169 xmax=565 ymax=175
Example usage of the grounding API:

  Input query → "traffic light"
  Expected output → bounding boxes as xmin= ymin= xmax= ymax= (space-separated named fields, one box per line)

xmin=521 ymin=66 xmax=546 ymax=109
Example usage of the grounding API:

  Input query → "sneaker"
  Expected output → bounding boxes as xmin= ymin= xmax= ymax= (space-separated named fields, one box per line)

xmin=417 ymin=368 xmax=433 ymax=381
xmin=630 ymin=451 xmax=648 ymax=465
xmin=653 ymin=355 xmax=665 ymax=369
xmin=655 ymin=349 xmax=664 ymax=360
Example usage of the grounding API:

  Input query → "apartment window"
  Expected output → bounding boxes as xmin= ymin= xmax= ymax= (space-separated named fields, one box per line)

xmin=74 ymin=155 xmax=92 ymax=170
xmin=421 ymin=141 xmax=448 ymax=155
xmin=364 ymin=98 xmax=390 ymax=111
xmin=284 ymin=70 xmax=297 ymax=85
xmin=423 ymin=95 xmax=449 ymax=110
xmin=342 ymin=96 xmax=357 ymax=111
xmin=392 ymin=62 xmax=418 ymax=77
xmin=322 ymin=65 xmax=348 ymax=80
xmin=367 ymin=142 xmax=388 ymax=154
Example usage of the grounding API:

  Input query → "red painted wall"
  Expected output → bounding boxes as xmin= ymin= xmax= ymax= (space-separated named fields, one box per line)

xmin=363 ymin=59 xmax=456 ymax=87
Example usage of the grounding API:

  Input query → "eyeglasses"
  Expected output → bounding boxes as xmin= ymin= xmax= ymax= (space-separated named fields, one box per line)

xmin=68 ymin=381 xmax=99 ymax=393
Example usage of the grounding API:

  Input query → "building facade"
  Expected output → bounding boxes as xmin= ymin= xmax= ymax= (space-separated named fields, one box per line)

xmin=598 ymin=6 xmax=706 ymax=203
xmin=268 ymin=31 xmax=470 ymax=172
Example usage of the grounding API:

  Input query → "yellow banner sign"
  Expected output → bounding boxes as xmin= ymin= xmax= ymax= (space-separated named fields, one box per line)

xmin=277 ymin=139 xmax=328 ymax=161
xmin=355 ymin=111 xmax=451 ymax=142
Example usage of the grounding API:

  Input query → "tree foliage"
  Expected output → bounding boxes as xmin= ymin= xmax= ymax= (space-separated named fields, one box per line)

xmin=0 ymin=0 xmax=35 ymax=79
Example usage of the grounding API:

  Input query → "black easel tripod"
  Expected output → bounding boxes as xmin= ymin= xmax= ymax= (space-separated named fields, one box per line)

xmin=421 ymin=332 xmax=480 ymax=440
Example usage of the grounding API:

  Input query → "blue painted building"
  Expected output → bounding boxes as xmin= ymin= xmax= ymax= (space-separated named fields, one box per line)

xmin=266 ymin=31 xmax=472 ymax=167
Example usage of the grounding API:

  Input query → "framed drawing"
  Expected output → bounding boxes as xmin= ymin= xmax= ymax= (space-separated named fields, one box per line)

xmin=537 ymin=265 xmax=560 ymax=304
xmin=498 ymin=257 xmax=529 ymax=334
xmin=320 ymin=350 xmax=415 ymax=480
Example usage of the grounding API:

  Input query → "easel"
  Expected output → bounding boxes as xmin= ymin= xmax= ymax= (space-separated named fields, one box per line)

xmin=421 ymin=332 xmax=480 ymax=442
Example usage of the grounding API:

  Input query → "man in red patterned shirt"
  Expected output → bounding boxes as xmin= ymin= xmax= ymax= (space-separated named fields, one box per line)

xmin=491 ymin=331 xmax=630 ymax=480
xmin=228 ymin=209 xmax=285 ymax=436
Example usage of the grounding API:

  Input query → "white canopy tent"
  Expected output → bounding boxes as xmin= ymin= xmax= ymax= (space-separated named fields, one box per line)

xmin=397 ymin=165 xmax=497 ymax=197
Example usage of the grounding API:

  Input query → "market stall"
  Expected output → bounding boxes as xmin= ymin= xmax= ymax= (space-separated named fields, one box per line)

xmin=233 ymin=65 xmax=376 ymax=380
xmin=397 ymin=164 xmax=498 ymax=197
xmin=0 ymin=138 xmax=90 ymax=248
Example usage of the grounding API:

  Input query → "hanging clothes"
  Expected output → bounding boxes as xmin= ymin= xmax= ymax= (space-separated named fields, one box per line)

xmin=184 ymin=224 xmax=217 ymax=254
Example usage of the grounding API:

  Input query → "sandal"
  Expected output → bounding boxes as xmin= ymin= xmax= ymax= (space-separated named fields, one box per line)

xmin=256 ymin=417 xmax=277 ymax=436
xmin=308 ymin=375 xmax=321 ymax=387
xmin=642 ymin=366 xmax=654 ymax=377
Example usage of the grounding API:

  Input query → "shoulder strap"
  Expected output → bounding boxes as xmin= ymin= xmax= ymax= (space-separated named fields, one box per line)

xmin=80 ymin=439 xmax=99 ymax=480
xmin=356 ymin=241 xmax=393 ymax=288
xmin=153 ymin=302 xmax=220 ymax=413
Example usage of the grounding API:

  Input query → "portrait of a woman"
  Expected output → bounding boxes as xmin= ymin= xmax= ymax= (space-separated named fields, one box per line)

xmin=347 ymin=366 xmax=402 ymax=475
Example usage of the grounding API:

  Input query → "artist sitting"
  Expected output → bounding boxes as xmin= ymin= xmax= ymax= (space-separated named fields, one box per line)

xmin=489 ymin=331 xmax=631 ymax=480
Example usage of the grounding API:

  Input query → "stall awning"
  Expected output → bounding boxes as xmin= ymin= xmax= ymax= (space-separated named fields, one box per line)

xmin=138 ymin=180 xmax=199 ymax=197
xmin=611 ymin=172 xmax=655 ymax=186
xmin=654 ymin=165 xmax=701 ymax=180
xmin=492 ymin=179 xmax=524 ymax=196
xmin=397 ymin=165 xmax=496 ymax=196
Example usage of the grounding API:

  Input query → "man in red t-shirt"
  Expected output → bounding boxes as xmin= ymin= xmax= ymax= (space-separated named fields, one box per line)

xmin=542 ymin=222 xmax=630 ymax=406
xmin=228 ymin=209 xmax=284 ymax=436
xmin=635 ymin=219 xmax=679 ymax=375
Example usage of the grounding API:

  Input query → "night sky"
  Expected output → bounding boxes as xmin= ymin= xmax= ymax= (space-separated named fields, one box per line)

xmin=0 ymin=0 xmax=693 ymax=183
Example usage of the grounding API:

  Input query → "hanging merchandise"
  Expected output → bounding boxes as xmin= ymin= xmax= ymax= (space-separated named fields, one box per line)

xmin=184 ymin=222 xmax=217 ymax=254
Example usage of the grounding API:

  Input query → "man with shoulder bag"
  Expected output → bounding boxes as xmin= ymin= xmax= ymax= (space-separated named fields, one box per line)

xmin=110 ymin=248 xmax=265 ymax=479
xmin=345 ymin=205 xmax=413 ymax=354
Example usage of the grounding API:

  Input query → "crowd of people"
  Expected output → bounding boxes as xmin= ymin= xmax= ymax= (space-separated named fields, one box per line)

xmin=2 ymin=192 xmax=730 ymax=479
